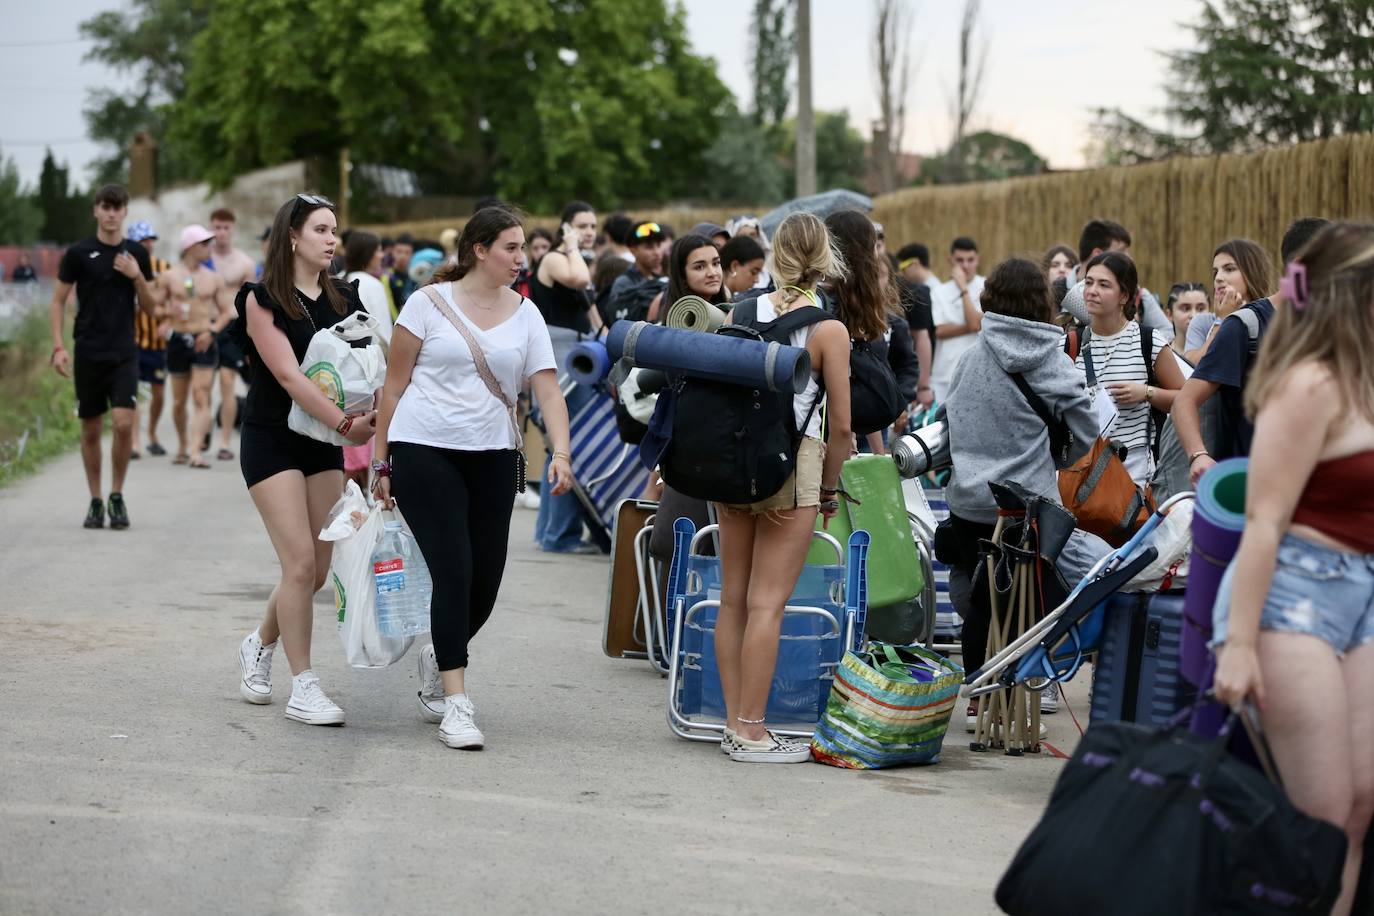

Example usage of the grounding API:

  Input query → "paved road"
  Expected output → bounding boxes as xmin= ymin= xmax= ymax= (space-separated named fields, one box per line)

xmin=0 ymin=426 xmax=1085 ymax=916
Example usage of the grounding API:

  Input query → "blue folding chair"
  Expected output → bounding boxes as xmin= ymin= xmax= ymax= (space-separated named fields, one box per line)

xmin=665 ymin=518 xmax=871 ymax=742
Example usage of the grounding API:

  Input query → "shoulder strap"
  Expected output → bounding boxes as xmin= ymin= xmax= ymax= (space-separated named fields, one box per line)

xmin=1011 ymin=372 xmax=1057 ymax=431
xmin=764 ymin=304 xmax=833 ymax=339
xmin=421 ymin=284 xmax=523 ymax=448
xmin=1080 ymin=326 xmax=1097 ymax=388
xmin=1233 ymin=306 xmax=1262 ymax=355
xmin=730 ymin=295 xmax=758 ymax=327
xmin=1138 ymin=322 xmax=1158 ymax=387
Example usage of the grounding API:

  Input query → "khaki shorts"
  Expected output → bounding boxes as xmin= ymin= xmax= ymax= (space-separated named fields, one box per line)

xmin=722 ymin=437 xmax=824 ymax=515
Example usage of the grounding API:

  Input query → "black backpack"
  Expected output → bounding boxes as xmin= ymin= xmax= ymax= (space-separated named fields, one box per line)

xmin=641 ymin=301 xmax=834 ymax=504
xmin=848 ymin=337 xmax=906 ymax=435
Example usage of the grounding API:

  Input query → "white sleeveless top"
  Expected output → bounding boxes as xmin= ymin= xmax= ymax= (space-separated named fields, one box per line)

xmin=754 ymin=293 xmax=824 ymax=440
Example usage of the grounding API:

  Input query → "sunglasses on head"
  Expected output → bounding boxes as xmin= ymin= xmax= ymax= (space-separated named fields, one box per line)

xmin=633 ymin=222 xmax=662 ymax=239
xmin=1170 ymin=282 xmax=1206 ymax=293
xmin=291 ymin=193 xmax=334 ymax=218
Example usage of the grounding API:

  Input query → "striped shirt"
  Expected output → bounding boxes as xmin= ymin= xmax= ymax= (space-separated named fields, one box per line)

xmin=1074 ymin=320 xmax=1170 ymax=485
xmin=134 ymin=256 xmax=171 ymax=350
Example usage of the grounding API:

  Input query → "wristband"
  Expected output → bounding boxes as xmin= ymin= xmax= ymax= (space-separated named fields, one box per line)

xmin=1189 ymin=450 xmax=1210 ymax=464
xmin=336 ymin=415 xmax=354 ymax=436
xmin=553 ymin=449 xmax=571 ymax=461
xmin=52 ymin=345 xmax=66 ymax=356
xmin=370 ymin=459 xmax=391 ymax=477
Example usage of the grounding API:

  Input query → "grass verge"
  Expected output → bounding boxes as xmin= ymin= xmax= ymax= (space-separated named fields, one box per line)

xmin=0 ymin=309 xmax=79 ymax=489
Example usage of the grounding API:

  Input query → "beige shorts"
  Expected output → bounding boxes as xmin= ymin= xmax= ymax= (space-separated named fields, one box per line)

xmin=721 ymin=437 xmax=824 ymax=515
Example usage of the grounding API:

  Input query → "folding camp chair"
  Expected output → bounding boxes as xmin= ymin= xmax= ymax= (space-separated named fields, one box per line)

xmin=665 ymin=518 xmax=871 ymax=743
xmin=921 ymin=486 xmax=963 ymax=655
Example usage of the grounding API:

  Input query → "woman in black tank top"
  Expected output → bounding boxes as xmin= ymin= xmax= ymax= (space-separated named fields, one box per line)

xmin=531 ymin=201 xmax=600 ymax=335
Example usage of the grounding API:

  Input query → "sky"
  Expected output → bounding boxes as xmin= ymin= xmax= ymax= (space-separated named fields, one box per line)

xmin=1 ymin=0 xmax=1202 ymax=189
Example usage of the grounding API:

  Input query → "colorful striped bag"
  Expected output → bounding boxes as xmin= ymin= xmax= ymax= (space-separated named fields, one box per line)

xmin=810 ymin=643 xmax=964 ymax=769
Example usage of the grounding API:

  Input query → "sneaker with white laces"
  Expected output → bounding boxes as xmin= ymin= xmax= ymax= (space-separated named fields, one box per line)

xmin=416 ymin=644 xmax=445 ymax=723
xmin=238 ymin=630 xmax=275 ymax=704
xmin=728 ymin=729 xmax=812 ymax=763
xmin=438 ymin=695 xmax=484 ymax=749
xmin=285 ymin=672 xmax=345 ymax=726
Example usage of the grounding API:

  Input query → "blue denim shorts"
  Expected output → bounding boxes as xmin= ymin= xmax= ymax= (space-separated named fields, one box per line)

xmin=1212 ymin=533 xmax=1374 ymax=655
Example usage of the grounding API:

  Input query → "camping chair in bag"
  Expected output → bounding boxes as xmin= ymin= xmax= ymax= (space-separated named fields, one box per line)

xmin=665 ymin=518 xmax=871 ymax=743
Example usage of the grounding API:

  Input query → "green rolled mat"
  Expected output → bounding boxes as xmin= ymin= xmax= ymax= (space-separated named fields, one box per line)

xmin=665 ymin=295 xmax=727 ymax=333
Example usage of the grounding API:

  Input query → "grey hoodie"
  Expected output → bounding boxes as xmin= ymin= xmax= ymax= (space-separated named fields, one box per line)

xmin=944 ymin=312 xmax=1097 ymax=523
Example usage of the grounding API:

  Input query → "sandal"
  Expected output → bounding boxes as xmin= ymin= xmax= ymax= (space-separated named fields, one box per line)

xmin=188 ymin=458 xmax=211 ymax=469
xmin=172 ymin=454 xmax=190 ymax=465
xmin=146 ymin=442 xmax=167 ymax=457
xmin=217 ymin=448 xmax=234 ymax=461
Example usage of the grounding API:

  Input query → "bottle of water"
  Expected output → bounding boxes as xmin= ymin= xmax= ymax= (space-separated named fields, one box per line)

xmin=372 ymin=519 xmax=433 ymax=637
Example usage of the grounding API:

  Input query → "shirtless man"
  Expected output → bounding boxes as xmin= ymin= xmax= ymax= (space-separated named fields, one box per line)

xmin=163 ymin=224 xmax=235 ymax=468
xmin=208 ymin=207 xmax=256 ymax=460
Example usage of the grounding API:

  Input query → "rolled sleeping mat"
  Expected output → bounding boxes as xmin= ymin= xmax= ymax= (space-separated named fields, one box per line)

xmin=1183 ymin=458 xmax=1247 ymax=739
xmin=665 ymin=295 xmax=728 ymax=333
xmin=891 ymin=407 xmax=950 ymax=479
xmin=408 ymin=248 xmax=445 ymax=286
xmin=606 ymin=320 xmax=810 ymax=394
xmin=568 ymin=338 xmax=611 ymax=386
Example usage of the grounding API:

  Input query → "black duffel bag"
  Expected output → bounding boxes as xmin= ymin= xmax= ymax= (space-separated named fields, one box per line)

xmin=996 ymin=711 xmax=1346 ymax=915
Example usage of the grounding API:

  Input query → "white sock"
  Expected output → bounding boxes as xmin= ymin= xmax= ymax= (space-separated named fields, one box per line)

xmin=445 ymin=693 xmax=468 ymax=705
xmin=293 ymin=670 xmax=316 ymax=690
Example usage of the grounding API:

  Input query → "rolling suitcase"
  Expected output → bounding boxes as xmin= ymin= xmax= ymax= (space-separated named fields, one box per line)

xmin=1090 ymin=591 xmax=1195 ymax=727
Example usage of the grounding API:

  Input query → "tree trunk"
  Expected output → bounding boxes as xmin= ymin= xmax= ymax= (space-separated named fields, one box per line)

xmin=795 ymin=0 xmax=817 ymax=197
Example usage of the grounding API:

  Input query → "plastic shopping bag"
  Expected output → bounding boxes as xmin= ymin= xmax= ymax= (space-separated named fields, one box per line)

xmin=288 ymin=310 xmax=387 ymax=445
xmin=319 ymin=480 xmax=414 ymax=668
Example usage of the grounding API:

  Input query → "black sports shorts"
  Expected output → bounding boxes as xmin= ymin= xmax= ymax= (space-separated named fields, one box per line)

xmin=74 ymin=356 xmax=138 ymax=419
xmin=239 ymin=422 xmax=344 ymax=488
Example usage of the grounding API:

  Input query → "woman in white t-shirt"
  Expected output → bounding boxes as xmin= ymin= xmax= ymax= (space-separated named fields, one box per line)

xmin=1076 ymin=251 xmax=1187 ymax=485
xmin=373 ymin=207 xmax=575 ymax=750
xmin=342 ymin=230 xmax=395 ymax=346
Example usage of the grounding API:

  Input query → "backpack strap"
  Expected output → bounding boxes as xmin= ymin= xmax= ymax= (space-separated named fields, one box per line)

xmin=1080 ymin=325 xmax=1097 ymax=389
xmin=1233 ymin=306 xmax=1262 ymax=356
xmin=1138 ymin=321 xmax=1158 ymax=387
xmin=1011 ymin=372 xmax=1065 ymax=439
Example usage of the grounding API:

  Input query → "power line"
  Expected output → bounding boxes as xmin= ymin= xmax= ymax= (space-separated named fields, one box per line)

xmin=0 ymin=38 xmax=88 ymax=49
xmin=0 ymin=138 xmax=91 ymax=147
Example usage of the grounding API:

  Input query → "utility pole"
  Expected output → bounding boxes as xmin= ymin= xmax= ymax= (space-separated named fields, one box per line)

xmin=338 ymin=146 xmax=351 ymax=228
xmin=794 ymin=0 xmax=816 ymax=197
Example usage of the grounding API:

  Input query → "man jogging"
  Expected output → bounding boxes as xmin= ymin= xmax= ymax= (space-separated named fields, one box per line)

xmin=49 ymin=184 xmax=156 ymax=529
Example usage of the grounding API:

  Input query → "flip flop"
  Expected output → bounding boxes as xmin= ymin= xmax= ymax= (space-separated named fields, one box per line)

xmin=188 ymin=458 xmax=211 ymax=469
xmin=172 ymin=454 xmax=190 ymax=465
xmin=130 ymin=450 xmax=141 ymax=461
xmin=217 ymin=448 xmax=234 ymax=461
xmin=147 ymin=442 xmax=167 ymax=457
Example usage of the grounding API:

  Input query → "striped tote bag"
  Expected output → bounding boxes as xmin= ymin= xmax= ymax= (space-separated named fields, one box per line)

xmin=810 ymin=643 xmax=963 ymax=769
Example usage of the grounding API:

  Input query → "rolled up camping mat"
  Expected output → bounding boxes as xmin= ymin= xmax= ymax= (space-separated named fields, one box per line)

xmin=891 ymin=419 xmax=950 ymax=479
xmin=606 ymin=320 xmax=810 ymax=394
xmin=665 ymin=295 xmax=728 ymax=333
xmin=568 ymin=339 xmax=610 ymax=386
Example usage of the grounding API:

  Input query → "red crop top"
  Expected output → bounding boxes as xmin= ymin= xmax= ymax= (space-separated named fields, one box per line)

xmin=1291 ymin=450 xmax=1374 ymax=554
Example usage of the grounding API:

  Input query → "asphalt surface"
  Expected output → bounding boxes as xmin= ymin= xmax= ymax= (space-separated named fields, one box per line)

xmin=0 ymin=423 xmax=1085 ymax=916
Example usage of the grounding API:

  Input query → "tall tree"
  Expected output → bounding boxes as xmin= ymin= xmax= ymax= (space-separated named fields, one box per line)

xmin=36 ymin=150 xmax=87 ymax=245
xmin=783 ymin=110 xmax=868 ymax=194
xmin=750 ymin=0 xmax=794 ymax=129
xmin=0 ymin=146 xmax=42 ymax=247
xmin=871 ymin=0 xmax=916 ymax=193
xmin=703 ymin=110 xmax=788 ymax=204
xmin=944 ymin=0 xmax=988 ymax=184
xmin=167 ymin=0 xmax=730 ymax=212
xmin=79 ymin=0 xmax=210 ymax=185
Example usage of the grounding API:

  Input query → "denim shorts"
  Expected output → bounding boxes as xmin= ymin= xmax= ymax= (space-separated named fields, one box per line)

xmin=1212 ymin=533 xmax=1374 ymax=655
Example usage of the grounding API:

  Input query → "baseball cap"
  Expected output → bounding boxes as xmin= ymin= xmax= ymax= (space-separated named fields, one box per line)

xmin=179 ymin=224 xmax=215 ymax=254
xmin=127 ymin=220 xmax=157 ymax=243
xmin=688 ymin=222 xmax=730 ymax=241
xmin=630 ymin=221 xmax=665 ymax=246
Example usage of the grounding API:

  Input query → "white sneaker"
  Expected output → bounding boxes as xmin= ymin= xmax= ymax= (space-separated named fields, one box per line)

xmin=439 ymin=695 xmax=484 ymax=750
xmin=728 ymin=729 xmax=812 ymax=763
xmin=516 ymin=490 xmax=541 ymax=510
xmin=417 ymin=644 xmax=445 ymax=723
xmin=1039 ymin=688 xmax=1059 ymax=715
xmin=238 ymin=631 xmax=275 ymax=704
xmin=720 ymin=728 xmax=739 ymax=755
xmin=285 ymin=673 xmax=345 ymax=726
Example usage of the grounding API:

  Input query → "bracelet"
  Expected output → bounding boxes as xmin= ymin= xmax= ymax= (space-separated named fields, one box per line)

xmin=1145 ymin=385 xmax=1154 ymax=403
xmin=335 ymin=415 xmax=354 ymax=435
xmin=1189 ymin=450 xmax=1210 ymax=464
xmin=51 ymin=345 xmax=66 ymax=356
xmin=917 ymin=385 xmax=932 ymax=392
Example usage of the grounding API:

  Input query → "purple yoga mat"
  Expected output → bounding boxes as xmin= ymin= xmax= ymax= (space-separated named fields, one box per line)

xmin=1183 ymin=459 xmax=1248 ymax=737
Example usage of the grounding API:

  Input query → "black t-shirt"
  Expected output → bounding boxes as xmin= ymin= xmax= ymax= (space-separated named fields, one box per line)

xmin=898 ymin=276 xmax=935 ymax=335
xmin=1192 ymin=297 xmax=1274 ymax=459
xmin=235 ymin=280 xmax=366 ymax=428
xmin=58 ymin=237 xmax=154 ymax=361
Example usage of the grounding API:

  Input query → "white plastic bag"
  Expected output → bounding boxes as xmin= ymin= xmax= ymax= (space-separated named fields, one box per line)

xmin=288 ymin=310 xmax=387 ymax=445
xmin=319 ymin=480 xmax=414 ymax=667
xmin=1122 ymin=499 xmax=1194 ymax=592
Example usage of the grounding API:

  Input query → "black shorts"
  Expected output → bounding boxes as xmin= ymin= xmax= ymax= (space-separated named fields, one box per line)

xmin=240 ymin=422 xmax=344 ymax=488
xmin=74 ymin=356 xmax=138 ymax=419
xmin=167 ymin=332 xmax=219 ymax=375
xmin=216 ymin=329 xmax=246 ymax=372
xmin=138 ymin=347 xmax=167 ymax=386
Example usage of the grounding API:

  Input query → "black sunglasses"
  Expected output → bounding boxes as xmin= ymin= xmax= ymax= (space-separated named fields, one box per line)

xmin=1169 ymin=282 xmax=1206 ymax=293
xmin=291 ymin=193 xmax=335 ymax=218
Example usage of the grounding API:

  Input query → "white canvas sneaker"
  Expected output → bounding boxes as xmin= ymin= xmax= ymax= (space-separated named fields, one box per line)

xmin=417 ymin=644 xmax=445 ymax=724
xmin=285 ymin=673 xmax=345 ymax=726
xmin=728 ymin=730 xmax=812 ymax=764
xmin=438 ymin=695 xmax=484 ymax=750
xmin=238 ymin=631 xmax=275 ymax=704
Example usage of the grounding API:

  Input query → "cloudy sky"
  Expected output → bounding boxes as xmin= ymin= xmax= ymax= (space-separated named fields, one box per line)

xmin=2 ymin=0 xmax=1202 ymax=188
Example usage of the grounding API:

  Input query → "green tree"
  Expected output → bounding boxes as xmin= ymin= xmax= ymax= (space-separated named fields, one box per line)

xmin=781 ymin=110 xmax=868 ymax=194
xmin=701 ymin=110 xmax=788 ymax=204
xmin=918 ymin=130 xmax=1046 ymax=185
xmin=0 ymin=146 xmax=42 ymax=246
xmin=36 ymin=150 xmax=89 ymax=245
xmin=167 ymin=0 xmax=731 ymax=212
xmin=79 ymin=0 xmax=210 ymax=185
xmin=751 ymin=0 xmax=793 ymax=129
xmin=1087 ymin=109 xmax=1199 ymax=167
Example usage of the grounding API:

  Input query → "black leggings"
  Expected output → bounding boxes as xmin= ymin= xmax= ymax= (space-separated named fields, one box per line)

xmin=389 ymin=443 xmax=517 ymax=670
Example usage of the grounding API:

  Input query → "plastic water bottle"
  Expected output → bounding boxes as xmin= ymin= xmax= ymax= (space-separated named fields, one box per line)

xmin=372 ymin=519 xmax=433 ymax=637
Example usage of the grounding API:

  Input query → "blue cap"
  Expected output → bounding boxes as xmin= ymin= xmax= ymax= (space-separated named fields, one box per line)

xmin=127 ymin=220 xmax=157 ymax=242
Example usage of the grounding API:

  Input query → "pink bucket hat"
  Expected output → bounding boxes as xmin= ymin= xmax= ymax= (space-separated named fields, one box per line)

xmin=179 ymin=224 xmax=215 ymax=254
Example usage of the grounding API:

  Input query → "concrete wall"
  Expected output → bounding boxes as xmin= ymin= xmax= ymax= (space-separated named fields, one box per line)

xmin=127 ymin=160 xmax=309 ymax=263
